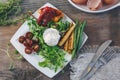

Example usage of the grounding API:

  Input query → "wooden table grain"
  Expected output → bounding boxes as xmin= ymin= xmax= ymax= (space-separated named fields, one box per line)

xmin=0 ymin=0 xmax=120 ymax=80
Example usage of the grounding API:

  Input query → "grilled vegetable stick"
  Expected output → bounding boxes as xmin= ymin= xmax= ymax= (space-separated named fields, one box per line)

xmin=58 ymin=23 xmax=75 ymax=46
xmin=63 ymin=40 xmax=69 ymax=51
xmin=68 ymin=49 xmax=72 ymax=54
xmin=68 ymin=32 xmax=74 ymax=50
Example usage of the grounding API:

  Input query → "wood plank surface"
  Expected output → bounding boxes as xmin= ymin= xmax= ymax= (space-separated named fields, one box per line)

xmin=0 ymin=0 xmax=120 ymax=80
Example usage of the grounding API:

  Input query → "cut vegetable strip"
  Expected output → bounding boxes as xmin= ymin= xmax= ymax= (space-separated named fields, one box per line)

xmin=58 ymin=23 xmax=75 ymax=46
xmin=68 ymin=31 xmax=74 ymax=50
xmin=64 ymin=40 xmax=69 ymax=51
xmin=63 ymin=31 xmax=74 ymax=53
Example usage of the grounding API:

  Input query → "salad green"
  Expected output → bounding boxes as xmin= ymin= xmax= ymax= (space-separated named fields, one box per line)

xmin=47 ymin=20 xmax=70 ymax=33
xmin=27 ymin=17 xmax=69 ymax=72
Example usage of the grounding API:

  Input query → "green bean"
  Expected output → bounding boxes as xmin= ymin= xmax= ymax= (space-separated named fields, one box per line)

xmin=72 ymin=20 xmax=87 ymax=58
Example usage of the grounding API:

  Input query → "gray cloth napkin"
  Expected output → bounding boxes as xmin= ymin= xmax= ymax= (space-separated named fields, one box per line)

xmin=70 ymin=53 xmax=120 ymax=80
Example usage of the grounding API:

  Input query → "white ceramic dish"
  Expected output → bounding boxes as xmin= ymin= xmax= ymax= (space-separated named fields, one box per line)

xmin=68 ymin=0 xmax=120 ymax=13
xmin=10 ymin=2 xmax=88 ymax=78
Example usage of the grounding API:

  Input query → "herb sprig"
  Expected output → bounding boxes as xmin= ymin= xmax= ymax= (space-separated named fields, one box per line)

xmin=0 ymin=0 xmax=22 ymax=26
xmin=47 ymin=20 xmax=70 ymax=33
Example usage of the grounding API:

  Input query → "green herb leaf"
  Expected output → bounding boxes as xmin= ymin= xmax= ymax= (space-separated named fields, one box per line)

xmin=27 ymin=17 xmax=67 ymax=72
xmin=0 ymin=0 xmax=22 ymax=26
xmin=9 ymin=63 xmax=14 ymax=71
xmin=14 ymin=50 xmax=19 ymax=54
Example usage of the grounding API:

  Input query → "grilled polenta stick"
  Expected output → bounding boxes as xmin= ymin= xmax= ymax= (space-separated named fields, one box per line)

xmin=63 ymin=40 xmax=69 ymax=51
xmin=68 ymin=32 xmax=74 ymax=50
xmin=63 ymin=32 xmax=74 ymax=53
xmin=58 ymin=23 xmax=75 ymax=46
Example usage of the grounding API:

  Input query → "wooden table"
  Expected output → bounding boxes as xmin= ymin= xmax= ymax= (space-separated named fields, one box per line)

xmin=0 ymin=0 xmax=120 ymax=80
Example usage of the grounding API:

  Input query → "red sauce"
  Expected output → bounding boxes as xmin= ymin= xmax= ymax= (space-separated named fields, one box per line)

xmin=37 ymin=6 xmax=59 ymax=26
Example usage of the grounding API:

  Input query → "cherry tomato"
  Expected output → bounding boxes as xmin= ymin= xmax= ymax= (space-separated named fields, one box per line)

xmin=25 ymin=47 xmax=32 ymax=54
xmin=25 ymin=32 xmax=33 ymax=39
xmin=32 ymin=44 xmax=40 ymax=52
xmin=19 ymin=36 xmax=25 ymax=43
xmin=26 ymin=38 xmax=33 ymax=47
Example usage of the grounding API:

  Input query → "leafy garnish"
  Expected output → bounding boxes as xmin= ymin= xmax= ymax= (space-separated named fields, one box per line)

xmin=27 ymin=17 xmax=67 ymax=72
xmin=14 ymin=50 xmax=19 ymax=54
xmin=9 ymin=63 xmax=14 ymax=71
xmin=47 ymin=20 xmax=70 ymax=33
xmin=0 ymin=0 xmax=22 ymax=26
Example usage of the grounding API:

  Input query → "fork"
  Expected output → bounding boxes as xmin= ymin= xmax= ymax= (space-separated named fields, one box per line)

xmin=81 ymin=47 xmax=116 ymax=80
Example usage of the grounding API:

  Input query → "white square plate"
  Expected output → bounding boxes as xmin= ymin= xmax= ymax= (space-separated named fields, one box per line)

xmin=10 ymin=2 xmax=88 ymax=78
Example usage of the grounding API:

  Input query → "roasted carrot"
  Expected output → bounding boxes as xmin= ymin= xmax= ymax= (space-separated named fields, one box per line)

xmin=58 ymin=23 xmax=75 ymax=46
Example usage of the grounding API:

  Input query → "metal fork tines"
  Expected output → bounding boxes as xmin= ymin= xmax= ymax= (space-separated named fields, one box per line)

xmin=82 ymin=47 xmax=116 ymax=80
xmin=100 ymin=47 xmax=116 ymax=65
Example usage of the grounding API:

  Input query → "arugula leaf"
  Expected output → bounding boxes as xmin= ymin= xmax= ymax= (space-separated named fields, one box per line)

xmin=27 ymin=17 xmax=67 ymax=72
xmin=47 ymin=19 xmax=70 ymax=33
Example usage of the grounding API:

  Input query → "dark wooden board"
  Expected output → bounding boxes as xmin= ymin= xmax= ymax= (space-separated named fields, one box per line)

xmin=0 ymin=0 xmax=120 ymax=80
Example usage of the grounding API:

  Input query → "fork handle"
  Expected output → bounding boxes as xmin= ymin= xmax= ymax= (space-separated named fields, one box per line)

xmin=82 ymin=67 xmax=98 ymax=80
xmin=79 ymin=62 xmax=95 ymax=80
xmin=81 ymin=61 xmax=102 ymax=80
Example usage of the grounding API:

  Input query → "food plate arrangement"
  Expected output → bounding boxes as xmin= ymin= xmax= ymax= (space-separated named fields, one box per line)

xmin=68 ymin=0 xmax=120 ymax=13
xmin=10 ymin=3 xmax=88 ymax=78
